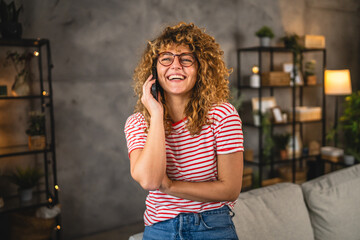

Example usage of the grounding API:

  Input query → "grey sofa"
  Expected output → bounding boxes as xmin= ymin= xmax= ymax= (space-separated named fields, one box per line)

xmin=129 ymin=164 xmax=360 ymax=240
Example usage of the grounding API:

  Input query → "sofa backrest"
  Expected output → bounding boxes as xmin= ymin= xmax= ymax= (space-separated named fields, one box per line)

xmin=302 ymin=164 xmax=360 ymax=240
xmin=233 ymin=182 xmax=314 ymax=240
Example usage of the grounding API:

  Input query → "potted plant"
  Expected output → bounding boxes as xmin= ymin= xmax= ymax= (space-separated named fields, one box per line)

xmin=7 ymin=166 xmax=43 ymax=202
xmin=304 ymin=60 xmax=317 ymax=85
xmin=0 ymin=0 xmax=23 ymax=39
xmin=255 ymin=26 xmax=274 ymax=47
xmin=273 ymin=133 xmax=290 ymax=160
xmin=4 ymin=51 xmax=34 ymax=96
xmin=26 ymin=111 xmax=46 ymax=150
xmin=339 ymin=91 xmax=360 ymax=165
xmin=281 ymin=33 xmax=304 ymax=85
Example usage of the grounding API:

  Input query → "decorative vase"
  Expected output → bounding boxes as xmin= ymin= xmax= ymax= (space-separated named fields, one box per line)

xmin=20 ymin=188 xmax=33 ymax=202
xmin=250 ymin=74 xmax=260 ymax=88
xmin=260 ymin=37 xmax=271 ymax=47
xmin=0 ymin=22 xmax=22 ymax=39
xmin=28 ymin=135 xmax=46 ymax=150
xmin=344 ymin=155 xmax=355 ymax=166
xmin=12 ymin=74 xmax=30 ymax=96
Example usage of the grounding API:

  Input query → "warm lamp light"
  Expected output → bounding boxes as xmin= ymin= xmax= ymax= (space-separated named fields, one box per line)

xmin=325 ymin=69 xmax=352 ymax=95
xmin=252 ymin=65 xmax=259 ymax=74
xmin=324 ymin=69 xmax=352 ymax=147
xmin=250 ymin=65 xmax=260 ymax=88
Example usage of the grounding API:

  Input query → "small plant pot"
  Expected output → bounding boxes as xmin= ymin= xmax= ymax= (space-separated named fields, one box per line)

xmin=344 ymin=155 xmax=355 ymax=166
xmin=306 ymin=75 xmax=317 ymax=85
xmin=260 ymin=37 xmax=271 ymax=47
xmin=279 ymin=150 xmax=288 ymax=160
xmin=19 ymin=188 xmax=33 ymax=202
xmin=28 ymin=135 xmax=46 ymax=150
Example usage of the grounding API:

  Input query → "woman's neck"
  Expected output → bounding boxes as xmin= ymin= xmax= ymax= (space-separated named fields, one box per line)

xmin=166 ymin=94 xmax=190 ymax=123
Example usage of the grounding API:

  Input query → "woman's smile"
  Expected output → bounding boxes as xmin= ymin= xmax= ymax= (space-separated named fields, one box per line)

xmin=157 ymin=44 xmax=198 ymax=98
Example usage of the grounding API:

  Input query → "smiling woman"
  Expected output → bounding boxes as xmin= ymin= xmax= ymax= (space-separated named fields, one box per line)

xmin=124 ymin=22 xmax=244 ymax=240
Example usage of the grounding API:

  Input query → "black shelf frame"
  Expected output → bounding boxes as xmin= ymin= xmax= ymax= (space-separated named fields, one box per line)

xmin=237 ymin=46 xmax=326 ymax=187
xmin=0 ymin=38 xmax=60 ymax=239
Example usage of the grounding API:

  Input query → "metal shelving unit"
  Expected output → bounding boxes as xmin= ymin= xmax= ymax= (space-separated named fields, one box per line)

xmin=0 ymin=38 xmax=61 ymax=239
xmin=237 ymin=46 xmax=326 ymax=187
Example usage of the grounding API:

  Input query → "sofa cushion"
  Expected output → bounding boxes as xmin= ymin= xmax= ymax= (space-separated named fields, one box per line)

xmin=301 ymin=164 xmax=360 ymax=240
xmin=233 ymin=182 xmax=314 ymax=240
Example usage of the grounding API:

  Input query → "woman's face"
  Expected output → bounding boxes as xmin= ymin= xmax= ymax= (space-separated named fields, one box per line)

xmin=156 ymin=44 xmax=198 ymax=100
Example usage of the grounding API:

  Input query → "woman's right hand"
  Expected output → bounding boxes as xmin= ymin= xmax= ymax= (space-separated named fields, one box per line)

xmin=141 ymin=75 xmax=163 ymax=118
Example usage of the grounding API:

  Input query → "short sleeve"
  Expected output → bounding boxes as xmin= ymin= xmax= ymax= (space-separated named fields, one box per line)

xmin=124 ymin=113 xmax=147 ymax=156
xmin=212 ymin=103 xmax=244 ymax=155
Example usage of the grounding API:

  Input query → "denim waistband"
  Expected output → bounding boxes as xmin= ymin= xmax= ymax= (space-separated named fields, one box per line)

xmin=143 ymin=205 xmax=238 ymax=240
xmin=179 ymin=205 xmax=233 ymax=217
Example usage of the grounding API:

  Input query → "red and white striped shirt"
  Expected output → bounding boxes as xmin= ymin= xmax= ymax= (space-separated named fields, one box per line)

xmin=124 ymin=102 xmax=244 ymax=226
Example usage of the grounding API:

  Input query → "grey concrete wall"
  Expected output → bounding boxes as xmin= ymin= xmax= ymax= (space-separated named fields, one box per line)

xmin=4 ymin=0 xmax=358 ymax=238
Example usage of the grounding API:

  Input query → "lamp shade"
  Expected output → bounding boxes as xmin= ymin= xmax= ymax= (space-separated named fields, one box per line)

xmin=324 ymin=69 xmax=352 ymax=95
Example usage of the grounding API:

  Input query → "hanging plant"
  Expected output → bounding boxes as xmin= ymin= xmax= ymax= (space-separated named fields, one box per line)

xmin=281 ymin=33 xmax=304 ymax=83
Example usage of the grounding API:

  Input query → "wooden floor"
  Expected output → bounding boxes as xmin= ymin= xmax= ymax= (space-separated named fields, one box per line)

xmin=74 ymin=222 xmax=144 ymax=240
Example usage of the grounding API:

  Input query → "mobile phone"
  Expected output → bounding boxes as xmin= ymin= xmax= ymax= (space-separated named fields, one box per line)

xmin=151 ymin=65 xmax=159 ymax=101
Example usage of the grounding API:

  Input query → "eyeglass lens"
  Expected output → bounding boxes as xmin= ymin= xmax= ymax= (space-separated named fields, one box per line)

xmin=158 ymin=52 xmax=196 ymax=67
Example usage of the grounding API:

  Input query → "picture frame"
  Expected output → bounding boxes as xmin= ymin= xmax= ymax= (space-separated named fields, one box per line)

xmin=271 ymin=106 xmax=284 ymax=123
xmin=251 ymin=97 xmax=277 ymax=113
xmin=283 ymin=63 xmax=303 ymax=86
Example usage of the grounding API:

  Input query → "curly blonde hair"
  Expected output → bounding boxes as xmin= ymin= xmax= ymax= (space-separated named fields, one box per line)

xmin=133 ymin=22 xmax=231 ymax=135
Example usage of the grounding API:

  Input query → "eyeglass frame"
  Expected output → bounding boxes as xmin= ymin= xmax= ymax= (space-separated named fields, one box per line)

xmin=157 ymin=52 xmax=197 ymax=67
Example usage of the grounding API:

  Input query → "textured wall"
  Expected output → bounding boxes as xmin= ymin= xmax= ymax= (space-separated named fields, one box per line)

xmin=9 ymin=0 xmax=359 ymax=238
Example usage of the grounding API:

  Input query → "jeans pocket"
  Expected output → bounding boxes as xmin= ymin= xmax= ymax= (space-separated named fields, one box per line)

xmin=200 ymin=212 xmax=233 ymax=230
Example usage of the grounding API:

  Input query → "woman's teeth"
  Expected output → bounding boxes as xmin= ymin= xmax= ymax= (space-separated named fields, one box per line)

xmin=168 ymin=75 xmax=185 ymax=80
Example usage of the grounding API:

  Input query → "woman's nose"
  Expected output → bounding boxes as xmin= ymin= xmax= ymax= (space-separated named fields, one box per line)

xmin=170 ymin=56 xmax=182 ymax=69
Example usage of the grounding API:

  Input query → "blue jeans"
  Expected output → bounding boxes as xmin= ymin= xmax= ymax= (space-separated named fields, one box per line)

xmin=143 ymin=206 xmax=238 ymax=240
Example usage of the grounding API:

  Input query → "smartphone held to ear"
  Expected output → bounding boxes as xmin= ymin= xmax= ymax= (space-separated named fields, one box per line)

xmin=151 ymin=66 xmax=159 ymax=101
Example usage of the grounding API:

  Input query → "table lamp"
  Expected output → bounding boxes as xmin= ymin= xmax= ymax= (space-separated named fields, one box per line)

xmin=324 ymin=69 xmax=352 ymax=146
xmin=250 ymin=65 xmax=260 ymax=88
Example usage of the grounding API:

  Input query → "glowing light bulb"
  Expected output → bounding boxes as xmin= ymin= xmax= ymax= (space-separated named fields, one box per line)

xmin=252 ymin=65 xmax=259 ymax=74
xmin=55 ymin=185 xmax=59 ymax=190
xmin=56 ymin=225 xmax=61 ymax=230
xmin=34 ymin=51 xmax=39 ymax=57
xmin=250 ymin=65 xmax=260 ymax=88
xmin=42 ymin=91 xmax=48 ymax=96
xmin=48 ymin=198 xmax=53 ymax=203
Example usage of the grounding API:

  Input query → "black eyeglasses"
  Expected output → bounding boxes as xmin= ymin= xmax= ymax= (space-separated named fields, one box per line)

xmin=158 ymin=52 xmax=196 ymax=67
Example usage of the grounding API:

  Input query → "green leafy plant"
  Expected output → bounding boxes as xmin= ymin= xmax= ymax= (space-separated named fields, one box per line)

xmin=255 ymin=26 xmax=274 ymax=39
xmin=339 ymin=91 xmax=360 ymax=162
xmin=7 ymin=167 xmax=43 ymax=190
xmin=0 ymin=0 xmax=23 ymax=23
xmin=26 ymin=111 xmax=45 ymax=136
xmin=281 ymin=33 xmax=304 ymax=83
xmin=273 ymin=133 xmax=290 ymax=151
